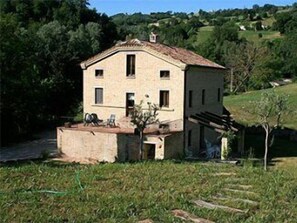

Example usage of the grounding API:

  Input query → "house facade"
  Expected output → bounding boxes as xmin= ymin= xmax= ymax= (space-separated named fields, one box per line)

xmin=57 ymin=37 xmax=226 ymax=162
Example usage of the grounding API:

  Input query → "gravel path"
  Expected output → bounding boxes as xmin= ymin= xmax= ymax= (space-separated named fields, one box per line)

xmin=0 ymin=130 xmax=58 ymax=162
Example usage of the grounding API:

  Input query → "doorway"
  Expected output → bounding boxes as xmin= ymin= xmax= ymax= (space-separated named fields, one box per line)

xmin=143 ymin=144 xmax=156 ymax=160
xmin=126 ymin=93 xmax=135 ymax=116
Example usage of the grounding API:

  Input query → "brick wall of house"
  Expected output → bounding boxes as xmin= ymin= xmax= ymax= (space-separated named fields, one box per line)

xmin=184 ymin=66 xmax=225 ymax=156
xmin=83 ymin=50 xmax=184 ymax=128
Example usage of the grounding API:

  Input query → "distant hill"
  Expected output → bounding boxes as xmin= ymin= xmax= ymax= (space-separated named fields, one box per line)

xmin=111 ymin=4 xmax=293 ymax=43
xmin=224 ymin=83 xmax=297 ymax=130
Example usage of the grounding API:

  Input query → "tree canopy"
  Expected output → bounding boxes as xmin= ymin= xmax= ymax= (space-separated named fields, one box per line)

xmin=1 ymin=1 xmax=296 ymax=145
xmin=0 ymin=0 xmax=118 ymax=145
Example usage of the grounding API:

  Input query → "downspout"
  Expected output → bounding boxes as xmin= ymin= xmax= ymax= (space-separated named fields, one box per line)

xmin=80 ymin=63 xmax=87 ymax=120
xmin=183 ymin=65 xmax=189 ymax=158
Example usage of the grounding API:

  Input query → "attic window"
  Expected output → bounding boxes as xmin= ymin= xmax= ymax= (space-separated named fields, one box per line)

xmin=160 ymin=70 xmax=170 ymax=79
xmin=95 ymin=69 xmax=103 ymax=78
xmin=126 ymin=55 xmax=135 ymax=77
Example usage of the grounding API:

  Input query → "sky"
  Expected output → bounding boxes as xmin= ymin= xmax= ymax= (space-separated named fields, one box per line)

xmin=88 ymin=0 xmax=296 ymax=16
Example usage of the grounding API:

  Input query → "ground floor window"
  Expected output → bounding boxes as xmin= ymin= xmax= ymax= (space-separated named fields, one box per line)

xmin=160 ymin=90 xmax=169 ymax=107
xmin=95 ymin=87 xmax=103 ymax=104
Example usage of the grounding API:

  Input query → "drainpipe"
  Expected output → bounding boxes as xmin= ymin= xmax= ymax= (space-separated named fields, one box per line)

xmin=183 ymin=65 xmax=189 ymax=158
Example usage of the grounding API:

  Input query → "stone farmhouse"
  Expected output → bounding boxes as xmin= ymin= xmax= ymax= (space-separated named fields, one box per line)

xmin=57 ymin=35 xmax=243 ymax=162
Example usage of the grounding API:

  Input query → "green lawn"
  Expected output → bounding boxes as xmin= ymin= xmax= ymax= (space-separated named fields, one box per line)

xmin=261 ymin=17 xmax=276 ymax=27
xmin=196 ymin=26 xmax=213 ymax=45
xmin=239 ymin=30 xmax=281 ymax=43
xmin=224 ymin=83 xmax=297 ymax=130
xmin=196 ymin=28 xmax=281 ymax=46
xmin=1 ymin=160 xmax=297 ymax=222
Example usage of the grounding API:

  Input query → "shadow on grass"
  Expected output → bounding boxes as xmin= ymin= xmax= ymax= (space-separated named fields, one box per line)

xmin=0 ymin=158 xmax=83 ymax=168
xmin=244 ymin=132 xmax=297 ymax=168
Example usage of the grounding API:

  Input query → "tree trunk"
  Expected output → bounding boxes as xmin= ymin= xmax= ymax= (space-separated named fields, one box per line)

xmin=139 ymin=130 xmax=144 ymax=160
xmin=264 ymin=124 xmax=270 ymax=171
xmin=230 ymin=68 xmax=233 ymax=93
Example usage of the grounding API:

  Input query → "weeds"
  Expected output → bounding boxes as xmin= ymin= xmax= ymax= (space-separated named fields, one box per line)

xmin=0 ymin=161 xmax=296 ymax=222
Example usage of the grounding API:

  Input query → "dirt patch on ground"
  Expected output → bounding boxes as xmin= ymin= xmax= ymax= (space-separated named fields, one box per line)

xmin=52 ymin=155 xmax=100 ymax=164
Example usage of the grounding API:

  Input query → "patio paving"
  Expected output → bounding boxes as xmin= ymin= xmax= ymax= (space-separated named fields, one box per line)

xmin=0 ymin=130 xmax=58 ymax=162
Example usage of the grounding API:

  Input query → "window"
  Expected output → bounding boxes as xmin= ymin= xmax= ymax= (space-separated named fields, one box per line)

xmin=202 ymin=89 xmax=205 ymax=105
xmin=95 ymin=88 xmax=103 ymax=104
xmin=160 ymin=70 xmax=170 ymax=79
xmin=217 ymin=88 xmax=221 ymax=102
xmin=160 ymin=90 xmax=169 ymax=108
xmin=95 ymin=69 xmax=103 ymax=78
xmin=189 ymin=90 xmax=193 ymax=108
xmin=188 ymin=130 xmax=192 ymax=147
xmin=126 ymin=55 xmax=135 ymax=76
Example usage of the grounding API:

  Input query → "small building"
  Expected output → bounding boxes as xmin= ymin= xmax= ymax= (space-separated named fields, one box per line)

xmin=57 ymin=36 xmax=243 ymax=162
xmin=239 ymin=25 xmax=246 ymax=31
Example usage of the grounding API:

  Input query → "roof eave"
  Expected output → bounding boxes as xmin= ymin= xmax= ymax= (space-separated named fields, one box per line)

xmin=187 ymin=64 xmax=226 ymax=70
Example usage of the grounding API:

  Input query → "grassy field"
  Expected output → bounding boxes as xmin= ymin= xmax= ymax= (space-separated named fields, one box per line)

xmin=1 ymin=160 xmax=297 ymax=222
xmin=196 ymin=25 xmax=281 ymax=45
xmin=224 ymin=83 xmax=297 ymax=130
xmin=239 ymin=30 xmax=281 ymax=42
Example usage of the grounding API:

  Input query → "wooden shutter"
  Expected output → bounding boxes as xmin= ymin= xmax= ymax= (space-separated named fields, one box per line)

xmin=202 ymin=89 xmax=205 ymax=105
xmin=217 ymin=88 xmax=221 ymax=102
xmin=189 ymin=90 xmax=193 ymax=108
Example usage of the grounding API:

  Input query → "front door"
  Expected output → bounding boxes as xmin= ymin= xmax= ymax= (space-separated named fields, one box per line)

xmin=126 ymin=93 xmax=135 ymax=117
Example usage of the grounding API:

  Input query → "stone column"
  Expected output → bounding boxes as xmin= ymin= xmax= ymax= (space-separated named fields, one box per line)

xmin=221 ymin=137 xmax=228 ymax=160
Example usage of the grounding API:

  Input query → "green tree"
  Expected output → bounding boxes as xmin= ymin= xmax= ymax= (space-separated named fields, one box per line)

xmin=0 ymin=14 xmax=42 ymax=144
xmin=224 ymin=42 xmax=271 ymax=92
xmin=131 ymin=101 xmax=159 ymax=160
xmin=273 ymin=10 xmax=297 ymax=34
xmin=197 ymin=21 xmax=240 ymax=65
xmin=250 ymin=91 xmax=288 ymax=171
xmin=254 ymin=21 xmax=263 ymax=31
xmin=68 ymin=22 xmax=103 ymax=58
xmin=280 ymin=29 xmax=297 ymax=78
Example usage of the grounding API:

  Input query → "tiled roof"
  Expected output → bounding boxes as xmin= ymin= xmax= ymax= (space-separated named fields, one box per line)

xmin=81 ymin=39 xmax=225 ymax=69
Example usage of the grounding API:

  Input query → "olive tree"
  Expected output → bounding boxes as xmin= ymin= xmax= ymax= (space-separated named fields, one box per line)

xmin=130 ymin=101 xmax=159 ymax=160
xmin=251 ymin=91 xmax=288 ymax=170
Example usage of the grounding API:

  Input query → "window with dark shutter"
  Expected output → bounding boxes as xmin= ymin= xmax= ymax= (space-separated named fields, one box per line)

xmin=95 ymin=88 xmax=103 ymax=104
xmin=126 ymin=55 xmax=135 ymax=77
xmin=202 ymin=89 xmax=205 ymax=105
xmin=188 ymin=130 xmax=192 ymax=147
xmin=217 ymin=88 xmax=221 ymax=102
xmin=95 ymin=69 xmax=103 ymax=78
xmin=160 ymin=70 xmax=170 ymax=79
xmin=160 ymin=90 xmax=169 ymax=108
xmin=189 ymin=90 xmax=193 ymax=108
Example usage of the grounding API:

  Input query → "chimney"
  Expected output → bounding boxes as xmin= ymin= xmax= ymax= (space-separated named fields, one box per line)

xmin=149 ymin=32 xmax=159 ymax=43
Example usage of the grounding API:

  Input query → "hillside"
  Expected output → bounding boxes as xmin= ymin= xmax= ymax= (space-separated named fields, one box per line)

xmin=196 ymin=25 xmax=281 ymax=45
xmin=111 ymin=4 xmax=292 ymax=45
xmin=224 ymin=83 xmax=297 ymax=130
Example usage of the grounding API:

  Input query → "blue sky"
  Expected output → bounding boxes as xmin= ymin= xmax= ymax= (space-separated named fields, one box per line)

xmin=88 ymin=0 xmax=296 ymax=15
